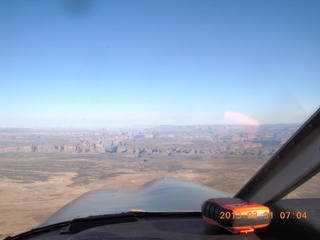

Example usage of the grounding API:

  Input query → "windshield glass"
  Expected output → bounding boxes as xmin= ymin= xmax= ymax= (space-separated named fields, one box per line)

xmin=1 ymin=0 xmax=319 ymax=237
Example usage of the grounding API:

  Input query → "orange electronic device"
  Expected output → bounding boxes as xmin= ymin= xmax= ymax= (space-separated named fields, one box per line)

xmin=202 ymin=198 xmax=271 ymax=234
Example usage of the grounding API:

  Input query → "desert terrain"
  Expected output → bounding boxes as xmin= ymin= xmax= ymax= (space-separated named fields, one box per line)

xmin=1 ymin=125 xmax=319 ymax=239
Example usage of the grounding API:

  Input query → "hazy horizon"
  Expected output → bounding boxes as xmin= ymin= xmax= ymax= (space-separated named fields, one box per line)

xmin=0 ymin=122 xmax=303 ymax=132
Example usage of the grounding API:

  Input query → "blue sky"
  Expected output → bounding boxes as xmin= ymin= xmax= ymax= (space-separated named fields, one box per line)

xmin=0 ymin=0 xmax=319 ymax=128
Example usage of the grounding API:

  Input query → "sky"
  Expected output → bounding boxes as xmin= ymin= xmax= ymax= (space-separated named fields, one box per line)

xmin=0 ymin=0 xmax=319 ymax=128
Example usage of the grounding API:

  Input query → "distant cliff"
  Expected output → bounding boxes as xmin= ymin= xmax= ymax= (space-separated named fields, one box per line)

xmin=0 ymin=141 xmax=277 ymax=157
xmin=0 ymin=124 xmax=298 ymax=158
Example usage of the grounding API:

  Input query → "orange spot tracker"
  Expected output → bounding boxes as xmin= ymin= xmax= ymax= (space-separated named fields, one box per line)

xmin=202 ymin=198 xmax=271 ymax=234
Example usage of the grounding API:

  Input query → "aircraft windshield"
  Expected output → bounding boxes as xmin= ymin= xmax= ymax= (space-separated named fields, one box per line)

xmin=0 ymin=0 xmax=319 ymax=237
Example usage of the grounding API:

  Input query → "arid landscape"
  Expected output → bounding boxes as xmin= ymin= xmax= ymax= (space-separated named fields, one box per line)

xmin=1 ymin=125 xmax=319 ymax=239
